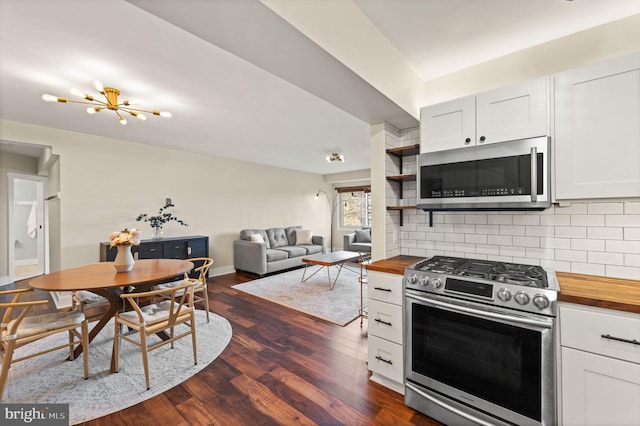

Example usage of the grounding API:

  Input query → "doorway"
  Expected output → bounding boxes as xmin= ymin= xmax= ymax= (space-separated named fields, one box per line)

xmin=7 ymin=173 xmax=48 ymax=282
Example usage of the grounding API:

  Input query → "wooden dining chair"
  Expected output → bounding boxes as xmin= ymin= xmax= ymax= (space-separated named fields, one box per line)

xmin=72 ymin=290 xmax=110 ymax=323
xmin=114 ymin=275 xmax=197 ymax=390
xmin=0 ymin=288 xmax=89 ymax=399
xmin=154 ymin=257 xmax=213 ymax=322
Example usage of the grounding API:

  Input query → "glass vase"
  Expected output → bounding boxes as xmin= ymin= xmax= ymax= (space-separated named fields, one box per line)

xmin=152 ymin=227 xmax=164 ymax=239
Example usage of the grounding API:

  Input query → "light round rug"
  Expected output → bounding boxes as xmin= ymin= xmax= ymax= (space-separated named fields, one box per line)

xmin=2 ymin=310 xmax=232 ymax=425
xmin=233 ymin=264 xmax=366 ymax=326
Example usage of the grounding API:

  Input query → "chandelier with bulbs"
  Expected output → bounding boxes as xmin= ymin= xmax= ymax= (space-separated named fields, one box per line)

xmin=42 ymin=81 xmax=172 ymax=125
xmin=326 ymin=152 xmax=344 ymax=163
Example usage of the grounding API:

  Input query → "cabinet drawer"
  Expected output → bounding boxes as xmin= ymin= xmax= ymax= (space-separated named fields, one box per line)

xmin=163 ymin=241 xmax=187 ymax=259
xmin=560 ymin=304 xmax=640 ymax=364
xmin=368 ymin=271 xmax=403 ymax=305
xmin=368 ymin=299 xmax=403 ymax=344
xmin=368 ymin=335 xmax=404 ymax=385
xmin=137 ymin=242 xmax=163 ymax=259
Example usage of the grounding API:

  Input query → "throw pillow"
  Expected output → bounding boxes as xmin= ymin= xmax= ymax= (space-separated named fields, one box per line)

xmin=250 ymin=233 xmax=265 ymax=243
xmin=295 ymin=229 xmax=313 ymax=245
xmin=354 ymin=229 xmax=371 ymax=243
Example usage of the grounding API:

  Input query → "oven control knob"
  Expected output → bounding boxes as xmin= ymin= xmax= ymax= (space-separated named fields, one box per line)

xmin=419 ymin=276 xmax=430 ymax=286
xmin=514 ymin=292 xmax=530 ymax=305
xmin=407 ymin=274 xmax=418 ymax=284
xmin=533 ymin=295 xmax=550 ymax=310
xmin=497 ymin=288 xmax=511 ymax=301
xmin=430 ymin=278 xmax=443 ymax=288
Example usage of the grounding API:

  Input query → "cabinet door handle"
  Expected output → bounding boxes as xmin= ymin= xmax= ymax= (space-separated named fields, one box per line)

xmin=373 ymin=287 xmax=392 ymax=292
xmin=375 ymin=355 xmax=393 ymax=365
xmin=464 ymin=137 xmax=471 ymax=144
xmin=601 ymin=334 xmax=640 ymax=346
xmin=374 ymin=318 xmax=392 ymax=326
xmin=479 ymin=136 xmax=486 ymax=142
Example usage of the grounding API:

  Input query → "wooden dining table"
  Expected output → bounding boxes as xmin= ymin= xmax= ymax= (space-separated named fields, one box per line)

xmin=29 ymin=258 xmax=193 ymax=372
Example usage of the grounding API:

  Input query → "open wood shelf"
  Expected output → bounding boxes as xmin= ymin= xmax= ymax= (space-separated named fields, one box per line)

xmin=385 ymin=144 xmax=420 ymax=157
xmin=386 ymin=173 xmax=416 ymax=183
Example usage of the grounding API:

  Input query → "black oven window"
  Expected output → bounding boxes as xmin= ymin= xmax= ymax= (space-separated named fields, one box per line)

xmin=411 ymin=304 xmax=542 ymax=421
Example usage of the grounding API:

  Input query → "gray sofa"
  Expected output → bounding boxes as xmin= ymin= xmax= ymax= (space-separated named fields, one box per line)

xmin=343 ymin=227 xmax=372 ymax=253
xmin=233 ymin=226 xmax=325 ymax=276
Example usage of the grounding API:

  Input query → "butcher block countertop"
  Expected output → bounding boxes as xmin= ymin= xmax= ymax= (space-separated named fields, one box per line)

xmin=557 ymin=272 xmax=640 ymax=315
xmin=365 ymin=256 xmax=640 ymax=315
xmin=366 ymin=255 xmax=423 ymax=275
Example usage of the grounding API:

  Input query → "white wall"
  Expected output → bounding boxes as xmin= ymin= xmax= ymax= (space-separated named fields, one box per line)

xmin=421 ymin=13 xmax=640 ymax=106
xmin=0 ymin=120 xmax=332 ymax=276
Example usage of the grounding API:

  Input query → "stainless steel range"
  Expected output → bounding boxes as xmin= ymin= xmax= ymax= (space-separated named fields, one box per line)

xmin=404 ymin=256 xmax=558 ymax=426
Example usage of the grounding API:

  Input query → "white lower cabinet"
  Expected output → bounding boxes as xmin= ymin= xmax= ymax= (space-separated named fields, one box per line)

xmin=560 ymin=303 xmax=640 ymax=425
xmin=367 ymin=270 xmax=404 ymax=394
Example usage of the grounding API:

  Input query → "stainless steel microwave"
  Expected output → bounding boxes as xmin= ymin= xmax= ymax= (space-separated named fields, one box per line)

xmin=417 ymin=136 xmax=551 ymax=211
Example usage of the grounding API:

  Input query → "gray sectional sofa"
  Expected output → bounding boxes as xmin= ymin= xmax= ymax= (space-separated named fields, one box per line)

xmin=233 ymin=226 xmax=326 ymax=276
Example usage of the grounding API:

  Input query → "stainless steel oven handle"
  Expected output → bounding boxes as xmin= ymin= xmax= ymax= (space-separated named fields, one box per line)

xmin=406 ymin=292 xmax=553 ymax=329
xmin=406 ymin=382 xmax=496 ymax=426
xmin=531 ymin=146 xmax=537 ymax=202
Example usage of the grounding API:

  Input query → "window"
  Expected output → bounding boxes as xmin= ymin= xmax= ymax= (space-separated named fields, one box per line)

xmin=338 ymin=187 xmax=371 ymax=229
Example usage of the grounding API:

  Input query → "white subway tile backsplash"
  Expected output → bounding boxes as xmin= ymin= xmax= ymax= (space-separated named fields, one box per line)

xmin=555 ymin=249 xmax=587 ymax=262
xmin=606 ymin=215 xmax=640 ymax=227
xmin=454 ymin=224 xmax=476 ymax=234
xmin=625 ymin=253 xmax=640 ymax=267
xmin=588 ymin=251 xmax=624 ymax=265
xmin=555 ymin=226 xmax=587 ymax=238
xmin=625 ymin=228 xmax=640 ymax=241
xmin=605 ymin=265 xmax=640 ymax=280
xmin=625 ymin=202 xmax=640 ymax=214
xmin=465 ymin=214 xmax=488 ymax=224
xmin=587 ymin=202 xmax=624 ymax=215
xmin=606 ymin=240 xmax=640 ymax=254
xmin=444 ymin=215 xmax=465 ymax=224
xmin=571 ymin=214 xmax=605 ymax=226
xmin=571 ymin=239 xmax=605 ymax=252
xmin=488 ymin=215 xmax=513 ymax=225
xmin=499 ymin=225 xmax=526 ymax=236
xmin=513 ymin=236 xmax=540 ymax=248
xmin=465 ymin=234 xmax=488 ymax=245
xmin=526 ymin=247 xmax=555 ymax=260
xmin=488 ymin=235 xmax=513 ymax=246
xmin=540 ymin=215 xmax=571 ymax=226
xmin=513 ymin=215 xmax=540 ymax=226
xmin=445 ymin=233 xmax=465 ymax=243
xmin=571 ymin=262 xmax=605 ymax=276
xmin=588 ymin=227 xmax=623 ymax=240
xmin=541 ymin=237 xmax=571 ymax=249
xmin=526 ymin=226 xmax=554 ymax=237
xmin=555 ymin=203 xmax=588 ymax=215
xmin=476 ymin=244 xmax=500 ymax=256
xmin=476 ymin=224 xmax=500 ymax=235
xmin=500 ymin=246 xmax=526 ymax=257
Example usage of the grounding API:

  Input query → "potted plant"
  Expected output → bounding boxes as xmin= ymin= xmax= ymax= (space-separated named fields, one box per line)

xmin=136 ymin=202 xmax=188 ymax=239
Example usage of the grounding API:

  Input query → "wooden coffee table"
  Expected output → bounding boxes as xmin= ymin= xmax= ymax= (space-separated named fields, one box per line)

xmin=301 ymin=250 xmax=362 ymax=290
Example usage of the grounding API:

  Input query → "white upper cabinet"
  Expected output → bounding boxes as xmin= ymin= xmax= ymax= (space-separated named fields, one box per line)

xmin=555 ymin=52 xmax=640 ymax=200
xmin=420 ymin=77 xmax=549 ymax=153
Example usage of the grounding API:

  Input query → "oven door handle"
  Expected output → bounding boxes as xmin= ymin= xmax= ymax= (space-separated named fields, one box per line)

xmin=406 ymin=293 xmax=553 ymax=329
xmin=406 ymin=382 xmax=497 ymax=426
xmin=531 ymin=146 xmax=538 ymax=202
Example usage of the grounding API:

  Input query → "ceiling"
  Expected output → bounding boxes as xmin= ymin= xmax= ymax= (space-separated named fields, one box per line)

xmin=2 ymin=0 xmax=640 ymax=175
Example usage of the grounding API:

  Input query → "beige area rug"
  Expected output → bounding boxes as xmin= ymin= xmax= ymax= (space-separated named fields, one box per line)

xmin=2 ymin=310 xmax=231 ymax=425
xmin=233 ymin=264 xmax=366 ymax=326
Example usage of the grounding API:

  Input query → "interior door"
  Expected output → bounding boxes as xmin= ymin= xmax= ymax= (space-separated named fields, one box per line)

xmin=8 ymin=174 xmax=48 ymax=282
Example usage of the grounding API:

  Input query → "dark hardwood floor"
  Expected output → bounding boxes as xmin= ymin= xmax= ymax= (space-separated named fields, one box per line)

xmin=5 ymin=271 xmax=441 ymax=426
